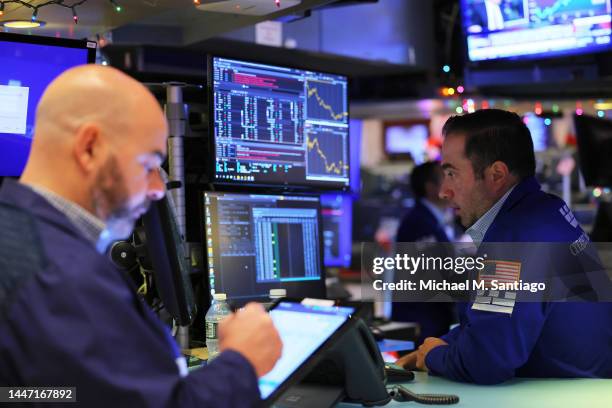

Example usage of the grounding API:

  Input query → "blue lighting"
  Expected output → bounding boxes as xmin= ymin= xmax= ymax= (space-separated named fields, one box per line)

xmin=544 ymin=118 xmax=552 ymax=126
xmin=597 ymin=111 xmax=605 ymax=118
xmin=442 ymin=65 xmax=451 ymax=73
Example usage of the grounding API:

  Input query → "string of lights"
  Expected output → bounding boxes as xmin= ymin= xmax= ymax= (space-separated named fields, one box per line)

xmin=0 ymin=0 xmax=122 ymax=24
xmin=192 ymin=0 xmax=282 ymax=8
xmin=0 ymin=1 xmax=284 ymax=24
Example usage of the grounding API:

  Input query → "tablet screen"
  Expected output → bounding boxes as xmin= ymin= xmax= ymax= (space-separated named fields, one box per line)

xmin=259 ymin=302 xmax=355 ymax=400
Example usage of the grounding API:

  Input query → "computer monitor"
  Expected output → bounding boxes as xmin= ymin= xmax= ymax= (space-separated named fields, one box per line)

xmin=461 ymin=0 xmax=612 ymax=62
xmin=142 ymin=195 xmax=196 ymax=327
xmin=385 ymin=123 xmax=429 ymax=160
xmin=384 ymin=121 xmax=430 ymax=162
xmin=575 ymin=113 xmax=612 ymax=188
xmin=209 ymin=56 xmax=350 ymax=190
xmin=321 ymin=194 xmax=353 ymax=268
xmin=523 ymin=112 xmax=553 ymax=152
xmin=0 ymin=33 xmax=96 ymax=176
xmin=203 ymin=192 xmax=326 ymax=306
xmin=349 ymin=119 xmax=362 ymax=195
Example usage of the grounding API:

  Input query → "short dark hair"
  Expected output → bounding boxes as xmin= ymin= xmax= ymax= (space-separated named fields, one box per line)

xmin=442 ymin=109 xmax=535 ymax=180
xmin=411 ymin=161 xmax=441 ymax=198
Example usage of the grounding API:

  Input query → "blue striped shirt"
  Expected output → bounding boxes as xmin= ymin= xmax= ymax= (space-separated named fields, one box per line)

xmin=466 ymin=185 xmax=516 ymax=243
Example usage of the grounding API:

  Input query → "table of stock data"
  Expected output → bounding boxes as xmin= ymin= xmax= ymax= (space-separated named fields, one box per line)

xmin=212 ymin=57 xmax=350 ymax=188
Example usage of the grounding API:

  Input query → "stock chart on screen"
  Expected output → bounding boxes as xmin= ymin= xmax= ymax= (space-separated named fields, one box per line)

xmin=211 ymin=57 xmax=349 ymax=189
xmin=461 ymin=0 xmax=612 ymax=61
xmin=204 ymin=192 xmax=326 ymax=305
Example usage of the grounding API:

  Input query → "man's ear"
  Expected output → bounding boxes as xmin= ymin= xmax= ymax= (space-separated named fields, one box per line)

xmin=488 ymin=160 xmax=510 ymax=187
xmin=73 ymin=123 xmax=105 ymax=175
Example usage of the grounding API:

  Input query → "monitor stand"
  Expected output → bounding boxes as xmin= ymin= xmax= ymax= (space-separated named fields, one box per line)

xmin=274 ymin=384 xmax=344 ymax=408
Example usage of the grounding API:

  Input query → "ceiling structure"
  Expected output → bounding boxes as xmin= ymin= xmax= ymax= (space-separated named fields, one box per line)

xmin=0 ymin=0 xmax=337 ymax=42
xmin=1 ymin=1 xmax=432 ymax=96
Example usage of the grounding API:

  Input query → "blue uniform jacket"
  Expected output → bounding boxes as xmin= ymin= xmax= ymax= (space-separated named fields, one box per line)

xmin=425 ymin=177 xmax=612 ymax=384
xmin=393 ymin=200 xmax=456 ymax=342
xmin=0 ymin=180 xmax=260 ymax=407
xmin=396 ymin=200 xmax=450 ymax=244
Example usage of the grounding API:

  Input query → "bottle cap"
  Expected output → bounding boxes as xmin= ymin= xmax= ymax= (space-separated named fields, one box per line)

xmin=213 ymin=293 xmax=227 ymax=301
xmin=269 ymin=289 xmax=287 ymax=299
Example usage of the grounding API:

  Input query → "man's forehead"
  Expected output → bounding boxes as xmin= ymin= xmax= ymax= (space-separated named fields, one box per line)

xmin=442 ymin=133 xmax=466 ymax=153
xmin=441 ymin=133 xmax=467 ymax=168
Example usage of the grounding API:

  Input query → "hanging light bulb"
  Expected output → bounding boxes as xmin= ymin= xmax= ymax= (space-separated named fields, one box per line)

xmin=535 ymin=102 xmax=543 ymax=116
xmin=0 ymin=2 xmax=5 ymax=17
xmin=72 ymin=7 xmax=78 ymax=24
xmin=576 ymin=101 xmax=583 ymax=116
xmin=31 ymin=7 xmax=38 ymax=21
xmin=109 ymin=0 xmax=122 ymax=12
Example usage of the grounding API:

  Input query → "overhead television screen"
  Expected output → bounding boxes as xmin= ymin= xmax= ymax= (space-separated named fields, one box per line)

xmin=0 ymin=33 xmax=95 ymax=176
xmin=210 ymin=56 xmax=350 ymax=190
xmin=461 ymin=0 xmax=612 ymax=62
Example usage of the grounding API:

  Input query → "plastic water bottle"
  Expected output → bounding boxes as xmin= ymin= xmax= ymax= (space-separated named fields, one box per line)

xmin=205 ymin=293 xmax=231 ymax=362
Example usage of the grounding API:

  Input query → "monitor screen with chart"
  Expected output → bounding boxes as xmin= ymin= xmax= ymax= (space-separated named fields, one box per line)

xmin=210 ymin=56 xmax=350 ymax=189
xmin=203 ymin=192 xmax=326 ymax=306
xmin=461 ymin=0 xmax=612 ymax=62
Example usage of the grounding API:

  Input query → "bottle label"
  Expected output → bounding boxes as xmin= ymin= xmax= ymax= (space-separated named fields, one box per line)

xmin=205 ymin=321 xmax=218 ymax=339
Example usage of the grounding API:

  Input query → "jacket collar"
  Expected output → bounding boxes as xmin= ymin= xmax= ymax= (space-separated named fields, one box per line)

xmin=480 ymin=176 xmax=541 ymax=242
xmin=496 ymin=176 xmax=541 ymax=216
xmin=0 ymin=178 xmax=87 ymax=242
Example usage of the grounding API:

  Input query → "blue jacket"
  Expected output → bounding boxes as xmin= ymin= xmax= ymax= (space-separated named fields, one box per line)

xmin=393 ymin=200 xmax=456 ymax=343
xmin=0 ymin=180 xmax=260 ymax=407
xmin=396 ymin=200 xmax=450 ymax=244
xmin=425 ymin=177 xmax=612 ymax=384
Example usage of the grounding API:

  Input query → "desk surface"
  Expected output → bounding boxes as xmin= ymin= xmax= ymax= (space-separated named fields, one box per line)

xmin=337 ymin=372 xmax=612 ymax=408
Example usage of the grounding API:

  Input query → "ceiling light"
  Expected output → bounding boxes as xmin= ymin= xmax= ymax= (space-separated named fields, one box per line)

xmin=1 ymin=19 xmax=46 ymax=28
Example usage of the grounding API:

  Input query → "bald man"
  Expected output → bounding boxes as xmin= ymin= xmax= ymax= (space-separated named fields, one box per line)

xmin=0 ymin=65 xmax=282 ymax=407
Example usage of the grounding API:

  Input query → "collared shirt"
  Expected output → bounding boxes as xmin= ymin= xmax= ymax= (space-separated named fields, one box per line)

xmin=421 ymin=199 xmax=446 ymax=226
xmin=466 ymin=185 xmax=516 ymax=243
xmin=422 ymin=198 xmax=455 ymax=241
xmin=26 ymin=184 xmax=105 ymax=247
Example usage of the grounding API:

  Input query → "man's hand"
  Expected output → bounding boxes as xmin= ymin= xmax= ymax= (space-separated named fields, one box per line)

xmin=396 ymin=337 xmax=448 ymax=371
xmin=218 ymin=303 xmax=283 ymax=377
xmin=395 ymin=351 xmax=417 ymax=370
xmin=416 ymin=337 xmax=447 ymax=371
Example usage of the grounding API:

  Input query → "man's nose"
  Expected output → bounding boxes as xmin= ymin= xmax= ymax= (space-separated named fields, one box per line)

xmin=147 ymin=168 xmax=166 ymax=201
xmin=439 ymin=180 xmax=453 ymax=201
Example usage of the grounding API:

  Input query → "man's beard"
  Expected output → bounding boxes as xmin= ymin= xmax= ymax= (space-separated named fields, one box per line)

xmin=92 ymin=154 xmax=151 ymax=241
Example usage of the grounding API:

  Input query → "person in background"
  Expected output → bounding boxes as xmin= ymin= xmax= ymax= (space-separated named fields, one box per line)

xmin=393 ymin=162 xmax=457 ymax=344
xmin=0 ymin=65 xmax=282 ymax=406
xmin=396 ymin=109 xmax=612 ymax=383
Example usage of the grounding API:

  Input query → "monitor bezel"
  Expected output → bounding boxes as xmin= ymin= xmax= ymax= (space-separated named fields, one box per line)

xmin=202 ymin=190 xmax=328 ymax=307
xmin=207 ymin=54 xmax=351 ymax=192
